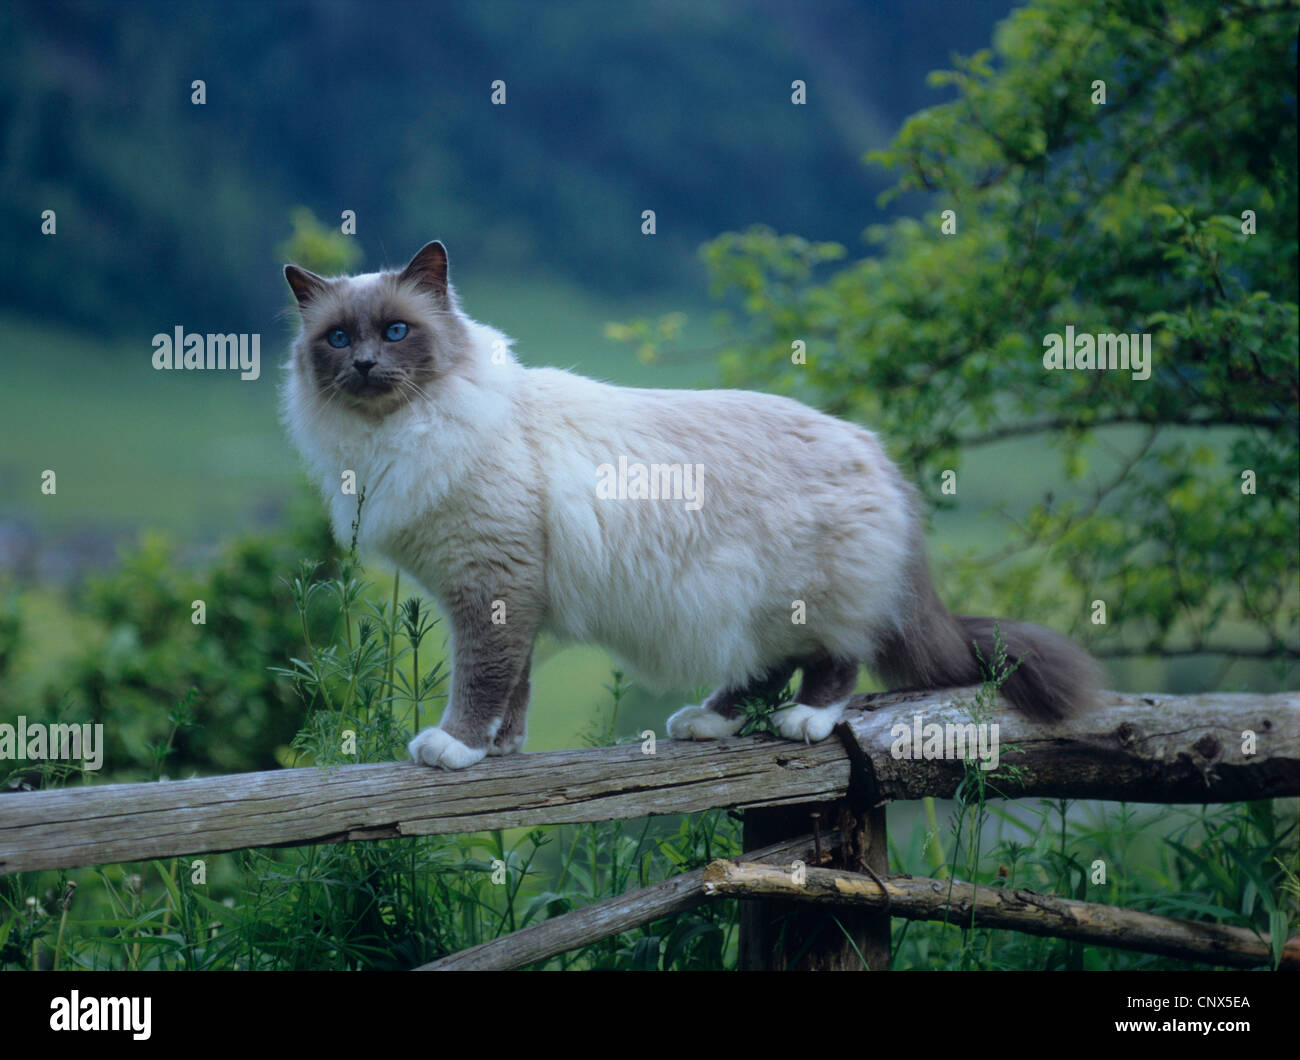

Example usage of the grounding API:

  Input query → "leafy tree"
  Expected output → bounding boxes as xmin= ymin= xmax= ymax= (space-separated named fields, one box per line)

xmin=693 ymin=0 xmax=1298 ymax=681
xmin=29 ymin=490 xmax=342 ymax=779
xmin=276 ymin=206 xmax=363 ymax=279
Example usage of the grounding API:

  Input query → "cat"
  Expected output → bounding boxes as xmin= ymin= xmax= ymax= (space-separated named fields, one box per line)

xmin=282 ymin=241 xmax=1100 ymax=770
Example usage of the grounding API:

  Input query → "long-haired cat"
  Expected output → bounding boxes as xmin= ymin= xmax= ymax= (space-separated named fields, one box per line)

xmin=283 ymin=241 xmax=1100 ymax=769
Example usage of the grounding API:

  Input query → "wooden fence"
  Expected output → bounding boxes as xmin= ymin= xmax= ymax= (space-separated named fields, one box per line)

xmin=2 ymin=688 xmax=1297 ymax=970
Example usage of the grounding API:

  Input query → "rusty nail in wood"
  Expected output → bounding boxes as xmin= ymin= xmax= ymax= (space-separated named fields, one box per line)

xmin=810 ymin=811 xmax=822 ymax=861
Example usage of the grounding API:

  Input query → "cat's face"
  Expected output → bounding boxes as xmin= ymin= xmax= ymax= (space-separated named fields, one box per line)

xmin=285 ymin=241 xmax=467 ymax=418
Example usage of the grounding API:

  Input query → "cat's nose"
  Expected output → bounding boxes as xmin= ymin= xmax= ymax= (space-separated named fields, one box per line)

xmin=353 ymin=357 xmax=376 ymax=377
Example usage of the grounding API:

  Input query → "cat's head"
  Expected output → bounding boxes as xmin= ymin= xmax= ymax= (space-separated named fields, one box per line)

xmin=284 ymin=240 xmax=472 ymax=418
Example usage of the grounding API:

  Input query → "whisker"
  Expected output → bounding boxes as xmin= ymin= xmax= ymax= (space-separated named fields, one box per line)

xmin=398 ymin=376 xmax=433 ymax=407
xmin=301 ymin=379 xmax=343 ymax=430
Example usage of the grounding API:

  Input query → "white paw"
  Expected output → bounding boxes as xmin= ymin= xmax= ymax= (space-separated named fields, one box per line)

xmin=666 ymin=705 xmax=746 ymax=740
xmin=408 ymin=727 xmax=487 ymax=770
xmin=772 ymin=701 xmax=846 ymax=743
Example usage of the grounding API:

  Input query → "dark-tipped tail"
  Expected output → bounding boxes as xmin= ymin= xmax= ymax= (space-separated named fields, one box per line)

xmin=950 ymin=614 xmax=1101 ymax=721
xmin=872 ymin=553 xmax=1100 ymax=722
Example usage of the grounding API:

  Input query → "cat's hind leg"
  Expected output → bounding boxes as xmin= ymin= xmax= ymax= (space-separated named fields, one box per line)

xmin=666 ymin=662 xmax=796 ymax=741
xmin=771 ymin=653 xmax=859 ymax=744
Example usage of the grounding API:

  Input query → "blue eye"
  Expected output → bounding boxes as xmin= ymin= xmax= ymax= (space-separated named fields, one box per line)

xmin=327 ymin=328 xmax=350 ymax=348
xmin=385 ymin=322 xmax=408 ymax=341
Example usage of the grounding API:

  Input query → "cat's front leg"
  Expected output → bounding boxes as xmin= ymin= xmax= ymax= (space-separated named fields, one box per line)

xmin=408 ymin=601 xmax=537 ymax=770
xmin=486 ymin=649 xmax=532 ymax=756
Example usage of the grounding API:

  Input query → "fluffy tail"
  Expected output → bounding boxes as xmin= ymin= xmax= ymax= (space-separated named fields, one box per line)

xmin=872 ymin=552 xmax=1101 ymax=722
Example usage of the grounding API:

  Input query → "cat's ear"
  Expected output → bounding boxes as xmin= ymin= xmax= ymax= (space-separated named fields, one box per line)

xmin=399 ymin=241 xmax=450 ymax=303
xmin=284 ymin=265 xmax=329 ymax=310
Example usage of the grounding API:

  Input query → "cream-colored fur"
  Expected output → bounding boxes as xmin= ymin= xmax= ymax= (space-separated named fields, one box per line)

xmin=283 ymin=252 xmax=930 ymax=769
xmin=285 ymin=307 xmax=913 ymax=680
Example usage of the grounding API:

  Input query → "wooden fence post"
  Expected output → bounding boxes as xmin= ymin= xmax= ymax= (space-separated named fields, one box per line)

xmin=852 ymin=801 xmax=891 ymax=971
xmin=738 ymin=727 xmax=891 ymax=970
xmin=738 ymin=798 xmax=890 ymax=970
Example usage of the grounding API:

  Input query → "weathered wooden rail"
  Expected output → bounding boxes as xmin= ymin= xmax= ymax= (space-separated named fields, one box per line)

xmin=2 ymin=688 xmax=1297 ymax=969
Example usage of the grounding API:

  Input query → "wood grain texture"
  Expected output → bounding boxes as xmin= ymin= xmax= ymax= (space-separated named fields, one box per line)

xmin=704 ymin=861 xmax=1285 ymax=969
xmin=2 ymin=689 xmax=1295 ymax=875
xmin=0 ymin=738 xmax=849 ymax=874
xmin=842 ymin=687 xmax=1299 ymax=803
